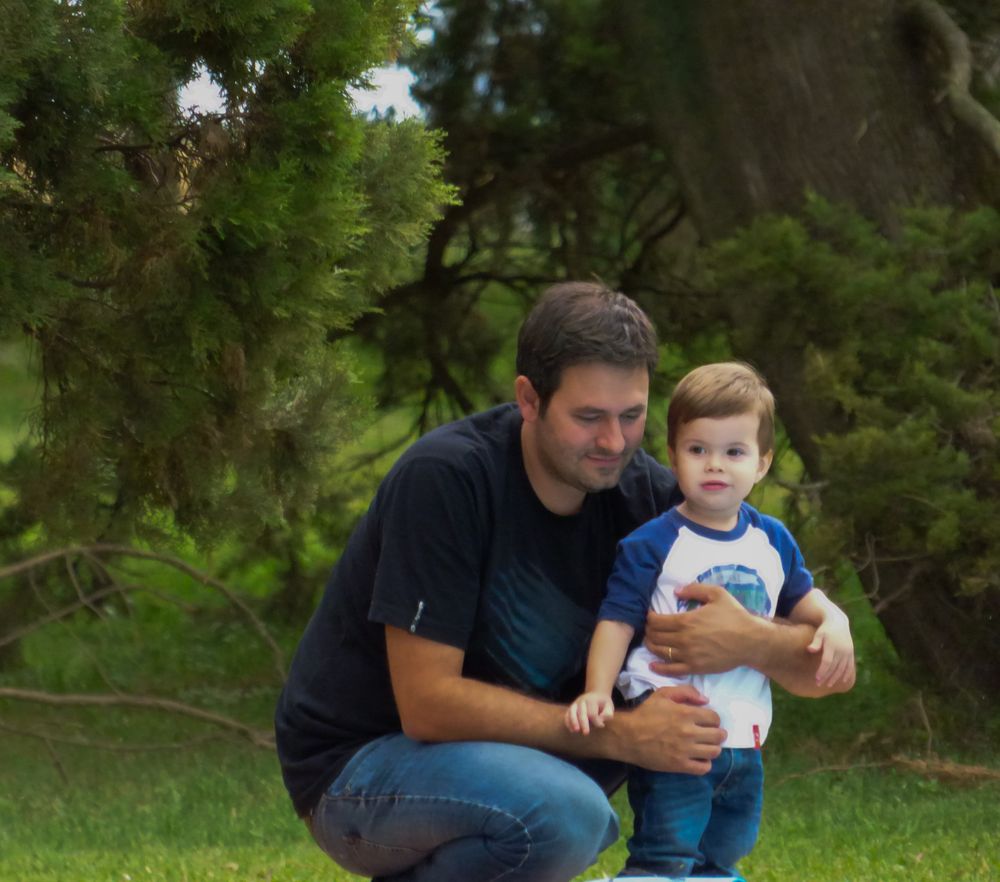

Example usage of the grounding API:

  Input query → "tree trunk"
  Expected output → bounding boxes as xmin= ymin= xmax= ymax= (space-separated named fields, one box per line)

xmin=629 ymin=0 xmax=1000 ymax=697
xmin=868 ymin=560 xmax=1000 ymax=706
xmin=631 ymin=0 xmax=994 ymax=239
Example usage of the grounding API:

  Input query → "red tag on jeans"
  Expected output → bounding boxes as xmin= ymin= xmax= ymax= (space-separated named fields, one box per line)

xmin=753 ymin=724 xmax=762 ymax=749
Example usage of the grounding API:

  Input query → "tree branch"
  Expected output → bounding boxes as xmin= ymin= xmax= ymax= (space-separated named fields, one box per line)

xmin=0 ymin=545 xmax=286 ymax=681
xmin=1 ymin=581 xmax=159 ymax=650
xmin=908 ymin=0 xmax=1000 ymax=159
xmin=0 ymin=688 xmax=274 ymax=750
xmin=773 ymin=754 xmax=1000 ymax=786
xmin=0 ymin=718 xmax=224 ymax=752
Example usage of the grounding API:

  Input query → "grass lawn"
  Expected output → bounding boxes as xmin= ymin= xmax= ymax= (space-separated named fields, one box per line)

xmin=1 ymin=545 xmax=997 ymax=881
xmin=1 ymin=699 xmax=997 ymax=882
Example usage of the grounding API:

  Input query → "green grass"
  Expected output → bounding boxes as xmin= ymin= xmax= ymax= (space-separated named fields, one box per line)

xmin=1 ymin=720 xmax=997 ymax=882
xmin=2 ymin=577 xmax=998 ymax=881
xmin=744 ymin=769 xmax=999 ymax=881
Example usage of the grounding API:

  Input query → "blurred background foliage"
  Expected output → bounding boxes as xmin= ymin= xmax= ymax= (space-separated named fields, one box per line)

xmin=2 ymin=0 xmax=1000 ymax=787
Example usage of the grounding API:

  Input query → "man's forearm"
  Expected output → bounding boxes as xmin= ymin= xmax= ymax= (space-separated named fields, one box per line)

xmin=740 ymin=614 xmax=836 ymax=697
xmin=387 ymin=624 xmax=621 ymax=757
xmin=402 ymin=672 xmax=726 ymax=775
xmin=386 ymin=625 xmax=725 ymax=773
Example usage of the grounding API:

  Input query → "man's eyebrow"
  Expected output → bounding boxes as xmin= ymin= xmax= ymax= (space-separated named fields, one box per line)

xmin=573 ymin=404 xmax=647 ymax=415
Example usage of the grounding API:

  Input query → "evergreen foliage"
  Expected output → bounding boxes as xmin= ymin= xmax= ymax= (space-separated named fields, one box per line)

xmin=705 ymin=198 xmax=1000 ymax=690
xmin=0 ymin=0 xmax=453 ymax=546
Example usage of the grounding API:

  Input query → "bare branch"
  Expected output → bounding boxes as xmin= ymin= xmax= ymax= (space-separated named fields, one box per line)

xmin=53 ymin=271 xmax=119 ymax=291
xmin=0 ymin=579 xmax=206 ymax=652
xmin=65 ymin=556 xmax=101 ymax=618
xmin=772 ymin=759 xmax=895 ymax=785
xmin=0 ymin=687 xmax=275 ymax=750
xmin=913 ymin=690 xmax=935 ymax=758
xmin=769 ymin=476 xmax=829 ymax=494
xmin=42 ymin=736 xmax=70 ymax=786
xmin=0 ymin=718 xmax=224 ymax=753
xmin=907 ymin=0 xmax=1000 ymax=159
xmin=0 ymin=545 xmax=286 ymax=681
xmin=773 ymin=754 xmax=1000 ymax=786
xmin=1 ymin=578 xmax=148 ymax=698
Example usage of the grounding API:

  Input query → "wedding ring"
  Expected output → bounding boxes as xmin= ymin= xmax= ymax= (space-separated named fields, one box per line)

xmin=667 ymin=646 xmax=673 ymax=661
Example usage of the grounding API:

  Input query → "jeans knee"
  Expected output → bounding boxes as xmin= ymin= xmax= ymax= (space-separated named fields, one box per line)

xmin=517 ymin=772 xmax=619 ymax=878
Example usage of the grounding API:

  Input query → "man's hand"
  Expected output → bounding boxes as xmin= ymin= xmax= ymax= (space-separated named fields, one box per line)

xmin=645 ymin=582 xmax=758 ymax=677
xmin=615 ymin=685 xmax=725 ymax=775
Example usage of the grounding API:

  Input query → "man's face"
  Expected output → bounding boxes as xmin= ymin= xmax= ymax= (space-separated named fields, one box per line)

xmin=518 ymin=362 xmax=649 ymax=514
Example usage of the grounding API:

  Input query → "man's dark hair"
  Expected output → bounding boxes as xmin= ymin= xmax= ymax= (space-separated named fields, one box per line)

xmin=516 ymin=281 xmax=659 ymax=407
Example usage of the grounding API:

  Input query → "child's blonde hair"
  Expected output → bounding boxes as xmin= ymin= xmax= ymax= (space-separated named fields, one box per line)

xmin=667 ymin=362 xmax=775 ymax=454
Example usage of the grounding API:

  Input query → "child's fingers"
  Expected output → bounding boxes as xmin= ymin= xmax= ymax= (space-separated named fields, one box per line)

xmin=819 ymin=649 xmax=855 ymax=687
xmin=839 ymin=654 xmax=857 ymax=686
xmin=819 ymin=656 xmax=841 ymax=687
xmin=590 ymin=701 xmax=612 ymax=728
xmin=570 ymin=701 xmax=590 ymax=733
xmin=565 ymin=705 xmax=581 ymax=733
xmin=815 ymin=645 xmax=835 ymax=684
xmin=831 ymin=657 xmax=850 ymax=687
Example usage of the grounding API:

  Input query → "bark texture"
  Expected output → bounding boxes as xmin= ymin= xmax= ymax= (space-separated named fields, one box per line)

xmin=632 ymin=0 xmax=993 ymax=238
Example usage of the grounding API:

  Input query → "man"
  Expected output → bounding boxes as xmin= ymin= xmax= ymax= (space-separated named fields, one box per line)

xmin=275 ymin=282 xmax=844 ymax=882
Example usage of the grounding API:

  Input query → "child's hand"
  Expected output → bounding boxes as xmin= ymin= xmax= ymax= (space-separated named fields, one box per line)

xmin=807 ymin=607 xmax=855 ymax=688
xmin=565 ymin=691 xmax=615 ymax=735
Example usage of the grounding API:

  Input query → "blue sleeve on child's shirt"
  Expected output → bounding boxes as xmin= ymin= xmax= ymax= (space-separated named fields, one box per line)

xmin=597 ymin=514 xmax=676 ymax=631
xmin=747 ymin=506 xmax=814 ymax=617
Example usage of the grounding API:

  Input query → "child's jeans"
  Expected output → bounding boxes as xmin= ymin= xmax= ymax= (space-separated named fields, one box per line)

xmin=623 ymin=745 xmax=763 ymax=878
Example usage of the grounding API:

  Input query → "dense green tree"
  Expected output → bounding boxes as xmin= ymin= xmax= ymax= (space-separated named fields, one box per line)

xmin=0 ymin=0 xmax=454 ymax=655
xmin=0 ymin=0 xmax=452 ymax=548
xmin=363 ymin=0 xmax=1000 ymax=699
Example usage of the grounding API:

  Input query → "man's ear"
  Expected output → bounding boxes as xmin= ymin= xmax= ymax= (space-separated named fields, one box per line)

xmin=515 ymin=376 xmax=541 ymax=422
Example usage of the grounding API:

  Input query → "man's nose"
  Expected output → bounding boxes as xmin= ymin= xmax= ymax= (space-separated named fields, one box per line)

xmin=596 ymin=419 xmax=626 ymax=453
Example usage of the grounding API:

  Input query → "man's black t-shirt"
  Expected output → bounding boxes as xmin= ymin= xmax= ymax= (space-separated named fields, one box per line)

xmin=274 ymin=403 xmax=678 ymax=816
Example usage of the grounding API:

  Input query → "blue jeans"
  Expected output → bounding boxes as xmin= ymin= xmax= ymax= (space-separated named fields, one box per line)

xmin=308 ymin=734 xmax=621 ymax=882
xmin=624 ymin=748 xmax=763 ymax=878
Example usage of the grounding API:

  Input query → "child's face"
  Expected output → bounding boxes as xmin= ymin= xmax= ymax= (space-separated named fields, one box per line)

xmin=669 ymin=412 xmax=772 ymax=530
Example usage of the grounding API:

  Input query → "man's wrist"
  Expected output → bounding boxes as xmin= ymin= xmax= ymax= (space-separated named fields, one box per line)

xmin=739 ymin=611 xmax=775 ymax=670
xmin=585 ymin=704 xmax=631 ymax=763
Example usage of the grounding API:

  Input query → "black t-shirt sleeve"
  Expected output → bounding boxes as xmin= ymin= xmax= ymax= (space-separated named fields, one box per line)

xmin=368 ymin=455 xmax=487 ymax=649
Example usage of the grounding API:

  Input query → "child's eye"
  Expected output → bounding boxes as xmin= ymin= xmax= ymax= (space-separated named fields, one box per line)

xmin=688 ymin=445 xmax=705 ymax=455
xmin=727 ymin=448 xmax=746 ymax=457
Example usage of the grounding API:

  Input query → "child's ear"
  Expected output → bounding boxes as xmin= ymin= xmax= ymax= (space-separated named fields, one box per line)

xmin=755 ymin=450 xmax=774 ymax=483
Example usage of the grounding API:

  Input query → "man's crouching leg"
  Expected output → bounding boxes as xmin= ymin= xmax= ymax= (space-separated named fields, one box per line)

xmin=308 ymin=735 xmax=619 ymax=882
